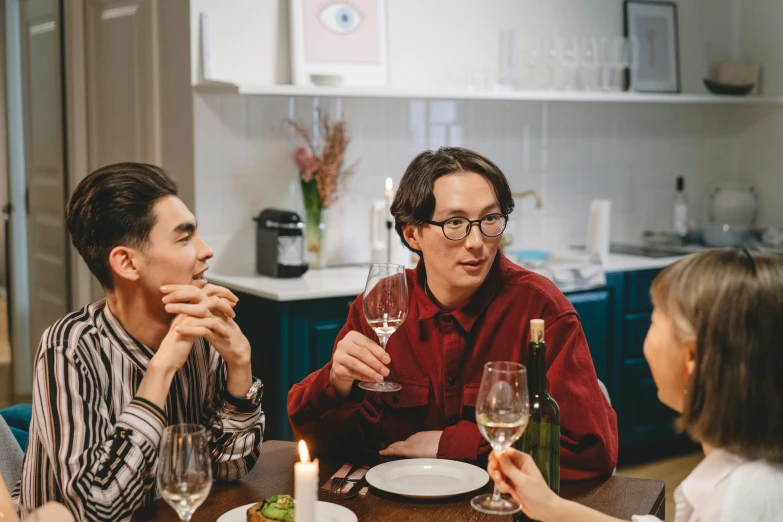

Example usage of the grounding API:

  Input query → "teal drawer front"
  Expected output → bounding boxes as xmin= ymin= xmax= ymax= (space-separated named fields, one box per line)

xmin=618 ymin=358 xmax=678 ymax=447
xmin=624 ymin=312 xmax=651 ymax=358
xmin=625 ymin=269 xmax=661 ymax=312
xmin=568 ymin=289 xmax=612 ymax=384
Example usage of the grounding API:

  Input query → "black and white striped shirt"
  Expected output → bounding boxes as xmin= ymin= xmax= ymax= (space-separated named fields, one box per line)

xmin=13 ymin=299 xmax=265 ymax=521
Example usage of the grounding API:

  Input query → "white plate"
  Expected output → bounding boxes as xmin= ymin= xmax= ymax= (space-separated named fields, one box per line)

xmin=216 ymin=501 xmax=357 ymax=522
xmin=365 ymin=458 xmax=489 ymax=499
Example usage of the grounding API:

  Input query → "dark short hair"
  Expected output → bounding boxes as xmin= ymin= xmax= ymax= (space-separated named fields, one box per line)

xmin=65 ymin=162 xmax=178 ymax=291
xmin=390 ymin=147 xmax=514 ymax=254
xmin=651 ymin=248 xmax=783 ymax=460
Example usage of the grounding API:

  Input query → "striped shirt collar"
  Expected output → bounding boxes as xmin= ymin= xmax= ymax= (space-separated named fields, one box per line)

xmin=93 ymin=298 xmax=157 ymax=368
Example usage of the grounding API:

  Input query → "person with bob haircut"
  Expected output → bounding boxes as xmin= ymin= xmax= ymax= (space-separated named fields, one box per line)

xmin=488 ymin=247 xmax=783 ymax=522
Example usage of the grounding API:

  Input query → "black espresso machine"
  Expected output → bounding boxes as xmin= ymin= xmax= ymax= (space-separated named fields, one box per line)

xmin=253 ymin=209 xmax=309 ymax=278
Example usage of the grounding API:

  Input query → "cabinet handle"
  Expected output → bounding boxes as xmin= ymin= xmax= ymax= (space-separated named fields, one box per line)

xmin=347 ymin=299 xmax=354 ymax=310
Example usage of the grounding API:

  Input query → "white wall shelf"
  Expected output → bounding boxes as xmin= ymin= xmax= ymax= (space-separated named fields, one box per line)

xmin=193 ymin=82 xmax=783 ymax=105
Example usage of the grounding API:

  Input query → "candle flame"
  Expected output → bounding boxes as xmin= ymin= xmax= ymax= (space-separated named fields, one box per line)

xmin=298 ymin=440 xmax=310 ymax=463
xmin=385 ymin=177 xmax=393 ymax=192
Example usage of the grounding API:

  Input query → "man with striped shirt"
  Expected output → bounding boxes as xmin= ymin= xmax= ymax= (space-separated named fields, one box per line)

xmin=13 ymin=163 xmax=265 ymax=521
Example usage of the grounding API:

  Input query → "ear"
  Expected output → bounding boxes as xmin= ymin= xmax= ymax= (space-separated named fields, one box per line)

xmin=683 ymin=339 xmax=696 ymax=380
xmin=108 ymin=246 xmax=141 ymax=284
xmin=402 ymin=224 xmax=422 ymax=252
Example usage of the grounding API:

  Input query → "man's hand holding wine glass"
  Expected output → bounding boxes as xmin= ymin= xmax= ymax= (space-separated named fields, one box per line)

xmin=328 ymin=331 xmax=392 ymax=397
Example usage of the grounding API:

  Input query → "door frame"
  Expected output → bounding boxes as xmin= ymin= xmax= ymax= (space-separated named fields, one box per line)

xmin=62 ymin=0 xmax=93 ymax=310
xmin=3 ymin=0 xmax=91 ymax=398
xmin=5 ymin=0 xmax=33 ymax=397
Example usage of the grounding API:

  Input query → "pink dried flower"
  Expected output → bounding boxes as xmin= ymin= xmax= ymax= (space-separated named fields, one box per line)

xmin=284 ymin=111 xmax=358 ymax=209
xmin=294 ymin=147 xmax=318 ymax=182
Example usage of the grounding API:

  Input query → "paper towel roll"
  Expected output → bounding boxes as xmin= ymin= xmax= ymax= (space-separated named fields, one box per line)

xmin=586 ymin=199 xmax=612 ymax=265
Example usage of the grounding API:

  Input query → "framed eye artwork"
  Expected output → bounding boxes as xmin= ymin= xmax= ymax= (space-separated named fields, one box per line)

xmin=289 ymin=0 xmax=389 ymax=86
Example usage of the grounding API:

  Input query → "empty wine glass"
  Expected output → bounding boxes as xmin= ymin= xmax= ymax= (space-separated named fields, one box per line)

xmin=471 ymin=361 xmax=529 ymax=515
xmin=158 ymin=424 xmax=212 ymax=521
xmin=580 ymin=37 xmax=600 ymax=91
xmin=361 ymin=263 xmax=408 ymax=392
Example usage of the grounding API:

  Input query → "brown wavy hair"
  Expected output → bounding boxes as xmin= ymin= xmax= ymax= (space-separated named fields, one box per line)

xmin=390 ymin=147 xmax=514 ymax=254
xmin=66 ymin=162 xmax=178 ymax=291
xmin=651 ymin=248 xmax=783 ymax=460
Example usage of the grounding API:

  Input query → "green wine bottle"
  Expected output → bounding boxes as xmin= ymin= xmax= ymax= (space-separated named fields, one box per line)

xmin=513 ymin=319 xmax=560 ymax=522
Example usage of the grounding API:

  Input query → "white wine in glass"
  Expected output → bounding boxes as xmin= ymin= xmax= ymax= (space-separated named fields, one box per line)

xmin=361 ymin=263 xmax=409 ymax=392
xmin=471 ymin=361 xmax=529 ymax=515
xmin=157 ymin=424 xmax=212 ymax=521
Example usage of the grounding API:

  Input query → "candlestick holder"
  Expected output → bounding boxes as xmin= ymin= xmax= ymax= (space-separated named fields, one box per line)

xmin=386 ymin=220 xmax=393 ymax=264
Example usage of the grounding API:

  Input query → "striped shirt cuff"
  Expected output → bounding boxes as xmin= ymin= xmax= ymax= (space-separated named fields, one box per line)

xmin=116 ymin=397 xmax=166 ymax=449
xmin=220 ymin=403 xmax=263 ymax=431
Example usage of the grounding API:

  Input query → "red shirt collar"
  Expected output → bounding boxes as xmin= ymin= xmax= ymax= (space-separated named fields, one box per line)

xmin=412 ymin=250 xmax=509 ymax=332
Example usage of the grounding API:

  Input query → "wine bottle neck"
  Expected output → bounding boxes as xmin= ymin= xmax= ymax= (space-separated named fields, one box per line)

xmin=528 ymin=341 xmax=547 ymax=395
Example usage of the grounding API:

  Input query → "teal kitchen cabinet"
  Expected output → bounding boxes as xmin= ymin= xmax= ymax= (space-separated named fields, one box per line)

xmin=566 ymin=279 xmax=620 ymax=388
xmin=231 ymin=267 xmax=677 ymax=448
xmin=610 ymin=268 xmax=679 ymax=449
xmin=232 ymin=292 xmax=355 ymax=441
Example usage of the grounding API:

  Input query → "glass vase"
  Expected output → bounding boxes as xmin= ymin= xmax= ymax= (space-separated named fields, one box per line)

xmin=305 ymin=208 xmax=326 ymax=268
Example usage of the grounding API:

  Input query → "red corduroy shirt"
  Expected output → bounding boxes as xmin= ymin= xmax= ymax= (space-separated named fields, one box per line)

xmin=288 ymin=250 xmax=619 ymax=480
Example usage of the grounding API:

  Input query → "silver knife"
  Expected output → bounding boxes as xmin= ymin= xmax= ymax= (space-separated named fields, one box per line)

xmin=344 ymin=474 xmax=368 ymax=499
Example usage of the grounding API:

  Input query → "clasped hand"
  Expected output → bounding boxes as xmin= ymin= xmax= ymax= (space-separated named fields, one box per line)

xmin=153 ymin=281 xmax=250 ymax=372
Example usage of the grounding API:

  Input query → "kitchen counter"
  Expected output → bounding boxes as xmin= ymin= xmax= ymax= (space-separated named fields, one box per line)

xmin=208 ymin=250 xmax=685 ymax=302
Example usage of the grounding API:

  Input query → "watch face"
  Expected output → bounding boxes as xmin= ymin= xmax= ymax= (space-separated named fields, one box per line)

xmin=249 ymin=380 xmax=264 ymax=404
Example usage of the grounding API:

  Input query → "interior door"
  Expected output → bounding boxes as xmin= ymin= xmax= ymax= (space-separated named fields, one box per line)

xmin=20 ymin=0 xmax=70 ymax=362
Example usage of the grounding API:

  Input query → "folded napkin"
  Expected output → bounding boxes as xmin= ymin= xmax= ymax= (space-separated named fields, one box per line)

xmin=321 ymin=463 xmax=369 ymax=496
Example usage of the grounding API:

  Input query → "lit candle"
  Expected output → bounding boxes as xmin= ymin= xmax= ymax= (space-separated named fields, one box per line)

xmin=294 ymin=440 xmax=318 ymax=522
xmin=385 ymin=177 xmax=394 ymax=219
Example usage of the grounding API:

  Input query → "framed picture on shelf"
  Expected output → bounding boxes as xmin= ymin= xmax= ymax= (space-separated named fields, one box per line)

xmin=289 ymin=0 xmax=388 ymax=87
xmin=624 ymin=1 xmax=680 ymax=93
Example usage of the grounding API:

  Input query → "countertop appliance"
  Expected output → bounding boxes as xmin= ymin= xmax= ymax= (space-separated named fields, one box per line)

xmin=254 ymin=209 xmax=309 ymax=278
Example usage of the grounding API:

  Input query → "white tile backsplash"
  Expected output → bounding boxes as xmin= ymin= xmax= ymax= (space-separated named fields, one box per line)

xmin=194 ymin=93 xmax=743 ymax=274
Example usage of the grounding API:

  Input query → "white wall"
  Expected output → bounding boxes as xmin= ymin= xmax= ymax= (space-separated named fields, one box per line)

xmin=194 ymin=94 xmax=738 ymax=273
xmin=190 ymin=0 xmax=290 ymax=85
xmin=735 ymin=1 xmax=783 ymax=228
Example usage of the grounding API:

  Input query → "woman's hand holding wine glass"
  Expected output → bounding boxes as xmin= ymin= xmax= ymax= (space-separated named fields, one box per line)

xmin=471 ymin=361 xmax=530 ymax=515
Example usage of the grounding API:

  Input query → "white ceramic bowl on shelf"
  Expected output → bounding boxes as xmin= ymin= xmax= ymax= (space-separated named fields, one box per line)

xmin=702 ymin=224 xmax=751 ymax=247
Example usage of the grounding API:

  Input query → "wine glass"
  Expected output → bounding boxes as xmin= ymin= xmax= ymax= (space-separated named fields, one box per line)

xmin=579 ymin=37 xmax=600 ymax=91
xmin=471 ymin=361 xmax=529 ymax=515
xmin=360 ymin=263 xmax=408 ymax=392
xmin=157 ymin=424 xmax=213 ymax=521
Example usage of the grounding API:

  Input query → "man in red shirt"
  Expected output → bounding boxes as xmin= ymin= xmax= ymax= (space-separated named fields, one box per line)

xmin=288 ymin=147 xmax=618 ymax=479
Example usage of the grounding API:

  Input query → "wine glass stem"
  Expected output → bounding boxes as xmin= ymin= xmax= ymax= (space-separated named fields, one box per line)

xmin=379 ymin=334 xmax=389 ymax=351
xmin=492 ymin=483 xmax=503 ymax=503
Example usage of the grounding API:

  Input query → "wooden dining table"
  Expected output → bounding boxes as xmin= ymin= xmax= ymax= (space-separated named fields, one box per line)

xmin=132 ymin=441 xmax=665 ymax=522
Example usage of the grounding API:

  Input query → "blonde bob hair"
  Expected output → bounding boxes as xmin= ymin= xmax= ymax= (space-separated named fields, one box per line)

xmin=651 ymin=248 xmax=783 ymax=460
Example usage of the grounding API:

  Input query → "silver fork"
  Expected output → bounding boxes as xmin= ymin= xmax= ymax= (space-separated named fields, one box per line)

xmin=329 ymin=466 xmax=353 ymax=497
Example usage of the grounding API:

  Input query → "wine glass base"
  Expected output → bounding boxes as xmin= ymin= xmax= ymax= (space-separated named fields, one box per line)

xmin=358 ymin=381 xmax=402 ymax=392
xmin=470 ymin=494 xmax=521 ymax=515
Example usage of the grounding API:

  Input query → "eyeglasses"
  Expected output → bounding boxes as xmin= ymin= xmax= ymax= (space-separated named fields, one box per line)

xmin=424 ymin=213 xmax=508 ymax=241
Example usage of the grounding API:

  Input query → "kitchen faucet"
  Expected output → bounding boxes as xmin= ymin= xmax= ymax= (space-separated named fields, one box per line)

xmin=512 ymin=189 xmax=543 ymax=208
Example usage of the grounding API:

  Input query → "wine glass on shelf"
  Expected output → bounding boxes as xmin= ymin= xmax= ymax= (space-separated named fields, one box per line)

xmin=580 ymin=37 xmax=600 ymax=91
xmin=361 ymin=263 xmax=408 ymax=392
xmin=471 ymin=361 xmax=529 ymax=515
xmin=157 ymin=424 xmax=212 ymax=522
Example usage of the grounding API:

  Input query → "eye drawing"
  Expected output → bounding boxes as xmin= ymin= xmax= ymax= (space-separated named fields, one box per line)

xmin=318 ymin=2 xmax=363 ymax=34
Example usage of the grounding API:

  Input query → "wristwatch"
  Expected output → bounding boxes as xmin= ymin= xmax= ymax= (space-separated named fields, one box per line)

xmin=223 ymin=378 xmax=264 ymax=411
